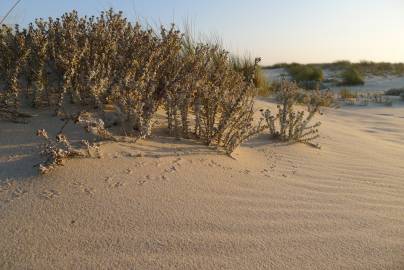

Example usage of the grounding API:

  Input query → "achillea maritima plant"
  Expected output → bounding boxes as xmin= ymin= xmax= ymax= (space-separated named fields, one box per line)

xmin=0 ymin=9 xmax=263 ymax=154
xmin=36 ymin=128 xmax=100 ymax=174
xmin=0 ymin=25 xmax=30 ymax=117
xmin=262 ymin=80 xmax=329 ymax=148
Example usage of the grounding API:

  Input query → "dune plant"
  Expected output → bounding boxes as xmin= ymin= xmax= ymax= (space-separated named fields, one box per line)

xmin=231 ymin=56 xmax=271 ymax=96
xmin=36 ymin=128 xmax=100 ymax=174
xmin=262 ymin=80 xmax=329 ymax=148
xmin=385 ymin=88 xmax=404 ymax=96
xmin=0 ymin=9 xmax=264 ymax=155
xmin=268 ymin=61 xmax=404 ymax=77
xmin=339 ymin=88 xmax=357 ymax=100
xmin=339 ymin=67 xmax=364 ymax=86
xmin=286 ymin=64 xmax=323 ymax=83
xmin=26 ymin=20 xmax=50 ymax=107
xmin=165 ymin=46 xmax=266 ymax=154
xmin=0 ymin=25 xmax=30 ymax=117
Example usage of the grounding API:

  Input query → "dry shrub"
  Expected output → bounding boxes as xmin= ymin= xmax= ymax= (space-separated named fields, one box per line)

xmin=74 ymin=112 xmax=116 ymax=141
xmin=339 ymin=91 xmax=394 ymax=106
xmin=262 ymin=80 xmax=330 ymax=148
xmin=339 ymin=88 xmax=357 ymax=100
xmin=36 ymin=128 xmax=100 ymax=174
xmin=1 ymin=9 xmax=263 ymax=155
xmin=165 ymin=48 xmax=265 ymax=154
xmin=0 ymin=25 xmax=30 ymax=117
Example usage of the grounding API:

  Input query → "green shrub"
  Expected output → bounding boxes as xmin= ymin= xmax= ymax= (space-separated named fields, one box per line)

xmin=385 ymin=88 xmax=404 ymax=96
xmin=286 ymin=64 xmax=323 ymax=82
xmin=255 ymin=66 xmax=272 ymax=96
xmin=324 ymin=61 xmax=404 ymax=76
xmin=265 ymin=63 xmax=289 ymax=69
xmin=339 ymin=68 xmax=364 ymax=86
xmin=325 ymin=60 xmax=352 ymax=71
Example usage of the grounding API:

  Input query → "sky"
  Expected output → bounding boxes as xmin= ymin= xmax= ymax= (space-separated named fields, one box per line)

xmin=1 ymin=0 xmax=403 ymax=65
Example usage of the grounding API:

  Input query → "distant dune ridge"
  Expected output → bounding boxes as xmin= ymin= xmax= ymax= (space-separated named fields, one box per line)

xmin=264 ymin=62 xmax=404 ymax=93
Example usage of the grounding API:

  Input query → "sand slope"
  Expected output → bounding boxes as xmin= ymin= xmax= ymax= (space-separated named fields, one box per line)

xmin=1 ymin=102 xmax=404 ymax=270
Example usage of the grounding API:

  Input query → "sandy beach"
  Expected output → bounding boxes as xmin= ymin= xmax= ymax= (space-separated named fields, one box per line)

xmin=1 ymin=100 xmax=403 ymax=270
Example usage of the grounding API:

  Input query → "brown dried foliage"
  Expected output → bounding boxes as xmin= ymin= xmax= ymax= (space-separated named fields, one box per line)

xmin=1 ymin=9 xmax=263 ymax=155
xmin=36 ymin=128 xmax=100 ymax=174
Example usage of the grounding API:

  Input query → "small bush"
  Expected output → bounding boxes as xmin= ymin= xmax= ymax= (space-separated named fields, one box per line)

xmin=166 ymin=50 xmax=266 ymax=154
xmin=339 ymin=67 xmax=364 ymax=86
xmin=383 ymin=98 xmax=393 ymax=107
xmin=255 ymin=66 xmax=272 ymax=96
xmin=385 ymin=88 xmax=404 ymax=96
xmin=36 ymin=128 xmax=100 ymax=174
xmin=262 ymin=81 xmax=329 ymax=148
xmin=286 ymin=64 xmax=323 ymax=82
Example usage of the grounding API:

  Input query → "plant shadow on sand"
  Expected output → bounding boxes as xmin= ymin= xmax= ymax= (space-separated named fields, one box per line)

xmin=0 ymin=111 xmax=96 ymax=181
xmin=243 ymin=133 xmax=299 ymax=148
xmin=120 ymin=127 xmax=232 ymax=159
xmin=0 ymin=116 xmax=229 ymax=181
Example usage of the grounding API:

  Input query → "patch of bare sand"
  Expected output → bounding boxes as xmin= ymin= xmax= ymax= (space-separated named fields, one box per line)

xmin=0 ymin=103 xmax=404 ymax=269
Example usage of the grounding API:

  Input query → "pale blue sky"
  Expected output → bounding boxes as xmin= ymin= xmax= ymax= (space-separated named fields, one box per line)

xmin=1 ymin=0 xmax=403 ymax=65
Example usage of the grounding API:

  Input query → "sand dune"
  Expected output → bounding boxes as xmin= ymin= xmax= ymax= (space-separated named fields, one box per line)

xmin=1 ymin=101 xmax=404 ymax=269
xmin=265 ymin=68 xmax=404 ymax=93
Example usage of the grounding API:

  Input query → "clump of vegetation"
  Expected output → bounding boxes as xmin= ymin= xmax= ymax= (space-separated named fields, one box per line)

xmin=262 ymin=81 xmax=330 ymax=148
xmin=286 ymin=64 xmax=323 ymax=83
xmin=339 ymin=89 xmax=357 ymax=100
xmin=0 ymin=24 xmax=30 ymax=118
xmin=338 ymin=90 xmax=394 ymax=106
xmin=231 ymin=56 xmax=271 ymax=96
xmin=266 ymin=61 xmax=404 ymax=80
xmin=0 ymin=9 xmax=265 ymax=157
xmin=36 ymin=128 xmax=100 ymax=174
xmin=339 ymin=67 xmax=364 ymax=86
xmin=319 ymin=61 xmax=404 ymax=76
xmin=385 ymin=88 xmax=404 ymax=96
xmin=322 ymin=60 xmax=352 ymax=71
xmin=355 ymin=61 xmax=404 ymax=76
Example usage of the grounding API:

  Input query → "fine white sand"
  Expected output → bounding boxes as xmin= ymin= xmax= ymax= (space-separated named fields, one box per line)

xmin=1 ymin=101 xmax=404 ymax=269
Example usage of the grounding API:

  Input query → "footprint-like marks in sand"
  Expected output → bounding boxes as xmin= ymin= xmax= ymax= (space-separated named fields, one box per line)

xmin=11 ymin=187 xmax=27 ymax=199
xmin=0 ymin=180 xmax=13 ymax=193
xmin=165 ymin=165 xmax=178 ymax=173
xmin=0 ymin=181 xmax=28 ymax=205
xmin=40 ymin=189 xmax=60 ymax=200
xmin=207 ymin=159 xmax=233 ymax=171
xmin=260 ymin=169 xmax=272 ymax=178
xmin=72 ymin=181 xmax=95 ymax=196
xmin=105 ymin=176 xmax=125 ymax=189
xmin=138 ymin=179 xmax=147 ymax=185
xmin=83 ymin=187 xmax=95 ymax=195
